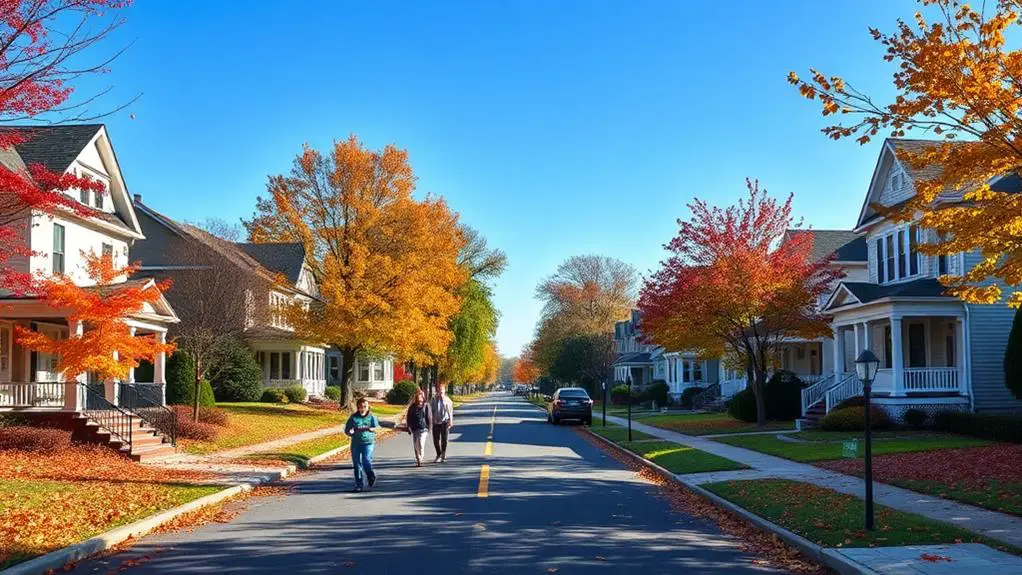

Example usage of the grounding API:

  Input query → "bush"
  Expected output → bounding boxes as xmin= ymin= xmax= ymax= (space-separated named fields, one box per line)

xmin=610 ymin=384 xmax=630 ymax=405
xmin=728 ymin=388 xmax=759 ymax=422
xmin=765 ymin=371 xmax=803 ymax=421
xmin=260 ymin=388 xmax=289 ymax=403
xmin=165 ymin=351 xmax=196 ymax=405
xmin=903 ymin=408 xmax=928 ymax=429
xmin=171 ymin=405 xmax=229 ymax=426
xmin=1007 ymin=307 xmax=1022 ymax=400
xmin=283 ymin=385 xmax=307 ymax=404
xmin=324 ymin=386 xmax=342 ymax=401
xmin=0 ymin=426 xmax=72 ymax=453
xmin=934 ymin=411 xmax=1022 ymax=443
xmin=679 ymin=386 xmax=705 ymax=410
xmin=834 ymin=395 xmax=865 ymax=410
xmin=819 ymin=406 xmax=892 ymax=431
xmin=386 ymin=380 xmax=419 ymax=405
xmin=209 ymin=338 xmax=264 ymax=402
xmin=647 ymin=380 xmax=669 ymax=407
xmin=175 ymin=418 xmax=220 ymax=441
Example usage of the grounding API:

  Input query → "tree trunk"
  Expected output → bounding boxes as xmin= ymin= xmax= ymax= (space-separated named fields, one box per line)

xmin=193 ymin=357 xmax=203 ymax=423
xmin=339 ymin=347 xmax=357 ymax=410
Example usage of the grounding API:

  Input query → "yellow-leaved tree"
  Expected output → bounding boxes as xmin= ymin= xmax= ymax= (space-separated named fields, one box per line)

xmin=790 ymin=0 xmax=1022 ymax=305
xmin=244 ymin=135 xmax=466 ymax=406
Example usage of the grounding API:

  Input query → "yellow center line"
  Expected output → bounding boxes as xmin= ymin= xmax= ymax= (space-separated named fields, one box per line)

xmin=477 ymin=465 xmax=490 ymax=498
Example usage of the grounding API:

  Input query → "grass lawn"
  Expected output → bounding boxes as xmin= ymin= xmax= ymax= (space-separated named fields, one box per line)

xmin=590 ymin=424 xmax=656 ymax=442
xmin=715 ymin=432 xmax=990 ymax=463
xmin=637 ymin=412 xmax=795 ymax=436
xmin=181 ymin=402 xmax=349 ymax=455
xmin=0 ymin=444 xmax=218 ymax=569
xmin=245 ymin=433 xmax=350 ymax=467
xmin=451 ymin=392 xmax=487 ymax=406
xmin=817 ymin=444 xmax=1022 ymax=517
xmin=621 ymin=440 xmax=748 ymax=474
xmin=705 ymin=478 xmax=1014 ymax=550
xmin=369 ymin=403 xmax=406 ymax=417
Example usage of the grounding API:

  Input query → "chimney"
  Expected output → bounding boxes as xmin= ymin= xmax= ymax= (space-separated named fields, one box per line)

xmin=133 ymin=193 xmax=142 ymax=204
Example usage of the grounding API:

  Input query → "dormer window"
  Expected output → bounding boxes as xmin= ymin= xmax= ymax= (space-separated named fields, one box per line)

xmin=891 ymin=171 xmax=904 ymax=191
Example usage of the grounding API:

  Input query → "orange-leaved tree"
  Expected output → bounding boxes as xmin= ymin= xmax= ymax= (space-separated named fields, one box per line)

xmin=15 ymin=253 xmax=175 ymax=384
xmin=513 ymin=346 xmax=540 ymax=384
xmin=244 ymin=135 xmax=466 ymax=407
xmin=638 ymin=180 xmax=840 ymax=425
xmin=789 ymin=0 xmax=1022 ymax=305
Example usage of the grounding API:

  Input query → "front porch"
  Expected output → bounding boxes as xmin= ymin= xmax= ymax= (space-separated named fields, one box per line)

xmin=253 ymin=344 xmax=327 ymax=398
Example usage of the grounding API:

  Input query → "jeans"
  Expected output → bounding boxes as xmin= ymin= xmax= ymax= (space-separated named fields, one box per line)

xmin=352 ymin=442 xmax=376 ymax=488
xmin=412 ymin=430 xmax=428 ymax=462
xmin=432 ymin=423 xmax=449 ymax=458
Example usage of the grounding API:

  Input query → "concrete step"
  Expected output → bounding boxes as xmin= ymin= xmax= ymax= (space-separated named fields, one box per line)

xmin=129 ymin=443 xmax=177 ymax=462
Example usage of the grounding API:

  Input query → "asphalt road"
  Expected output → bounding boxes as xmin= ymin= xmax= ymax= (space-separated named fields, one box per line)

xmin=72 ymin=394 xmax=782 ymax=575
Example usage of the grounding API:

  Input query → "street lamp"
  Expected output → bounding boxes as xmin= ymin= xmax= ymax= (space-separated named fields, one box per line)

xmin=626 ymin=375 xmax=633 ymax=442
xmin=601 ymin=381 xmax=607 ymax=428
xmin=854 ymin=349 xmax=881 ymax=531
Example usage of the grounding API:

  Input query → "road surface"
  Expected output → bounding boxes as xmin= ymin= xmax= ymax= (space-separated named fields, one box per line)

xmin=73 ymin=394 xmax=781 ymax=575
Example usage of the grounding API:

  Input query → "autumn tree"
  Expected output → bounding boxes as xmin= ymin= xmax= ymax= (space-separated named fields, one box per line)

xmin=790 ymin=0 xmax=1022 ymax=306
xmin=513 ymin=347 xmax=540 ymax=384
xmin=442 ymin=279 xmax=499 ymax=388
xmin=244 ymin=136 xmax=466 ymax=407
xmin=16 ymin=253 xmax=175 ymax=382
xmin=549 ymin=333 xmax=615 ymax=396
xmin=638 ymin=180 xmax=840 ymax=425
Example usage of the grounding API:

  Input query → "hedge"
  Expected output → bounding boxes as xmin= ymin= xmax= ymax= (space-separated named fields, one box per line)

xmin=647 ymin=380 xmax=669 ymax=407
xmin=261 ymin=388 xmax=289 ymax=403
xmin=934 ymin=411 xmax=1022 ymax=443
xmin=283 ymin=385 xmax=308 ymax=404
xmin=209 ymin=337 xmax=264 ymax=402
xmin=679 ymin=386 xmax=704 ymax=409
xmin=325 ymin=386 xmax=342 ymax=401
xmin=819 ymin=406 xmax=892 ymax=431
xmin=387 ymin=380 xmax=419 ymax=405
xmin=0 ymin=426 xmax=72 ymax=453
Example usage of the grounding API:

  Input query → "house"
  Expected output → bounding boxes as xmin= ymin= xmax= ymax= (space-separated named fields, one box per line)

xmin=131 ymin=199 xmax=329 ymax=398
xmin=325 ymin=350 xmax=395 ymax=398
xmin=0 ymin=125 xmax=179 ymax=459
xmin=815 ymin=138 xmax=1022 ymax=421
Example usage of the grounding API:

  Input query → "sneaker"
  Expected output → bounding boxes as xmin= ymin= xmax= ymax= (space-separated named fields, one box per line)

xmin=441 ymin=455 xmax=447 ymax=463
xmin=351 ymin=486 xmax=363 ymax=493
xmin=368 ymin=475 xmax=377 ymax=488
xmin=434 ymin=456 xmax=442 ymax=463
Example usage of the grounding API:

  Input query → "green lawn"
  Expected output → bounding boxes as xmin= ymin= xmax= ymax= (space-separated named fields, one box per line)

xmin=590 ymin=424 xmax=656 ymax=442
xmin=245 ymin=433 xmax=350 ymax=467
xmin=181 ymin=402 xmax=349 ymax=455
xmin=896 ymin=479 xmax=1022 ymax=517
xmin=369 ymin=403 xmax=406 ymax=417
xmin=636 ymin=412 xmax=795 ymax=436
xmin=621 ymin=440 xmax=748 ymax=474
xmin=715 ymin=432 xmax=991 ymax=462
xmin=704 ymin=479 xmax=1015 ymax=550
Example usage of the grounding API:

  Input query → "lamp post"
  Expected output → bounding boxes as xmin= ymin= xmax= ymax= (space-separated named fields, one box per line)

xmin=602 ymin=381 xmax=607 ymax=428
xmin=626 ymin=375 xmax=633 ymax=442
xmin=854 ymin=349 xmax=881 ymax=531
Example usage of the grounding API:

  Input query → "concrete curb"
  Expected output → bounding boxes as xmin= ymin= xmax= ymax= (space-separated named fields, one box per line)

xmin=302 ymin=443 xmax=351 ymax=468
xmin=583 ymin=428 xmax=880 ymax=575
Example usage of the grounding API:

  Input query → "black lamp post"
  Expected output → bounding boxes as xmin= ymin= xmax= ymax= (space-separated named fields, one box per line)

xmin=602 ymin=381 xmax=607 ymax=428
xmin=854 ymin=349 xmax=881 ymax=531
xmin=626 ymin=375 xmax=633 ymax=442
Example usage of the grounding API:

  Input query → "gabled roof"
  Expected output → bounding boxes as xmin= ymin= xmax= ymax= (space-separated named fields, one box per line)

xmin=824 ymin=278 xmax=953 ymax=311
xmin=1 ymin=124 xmax=103 ymax=174
xmin=613 ymin=352 xmax=653 ymax=366
xmin=237 ymin=243 xmax=306 ymax=285
xmin=784 ymin=229 xmax=866 ymax=263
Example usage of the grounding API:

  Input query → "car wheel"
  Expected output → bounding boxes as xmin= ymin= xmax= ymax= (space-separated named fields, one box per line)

xmin=584 ymin=417 xmax=592 ymax=426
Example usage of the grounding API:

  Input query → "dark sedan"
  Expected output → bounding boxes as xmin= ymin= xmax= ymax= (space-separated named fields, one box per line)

xmin=547 ymin=387 xmax=593 ymax=425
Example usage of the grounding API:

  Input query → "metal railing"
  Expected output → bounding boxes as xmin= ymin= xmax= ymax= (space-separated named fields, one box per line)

xmin=691 ymin=382 xmax=722 ymax=411
xmin=119 ymin=383 xmax=176 ymax=446
xmin=79 ymin=382 xmax=134 ymax=449
xmin=0 ymin=381 xmax=65 ymax=407
xmin=824 ymin=373 xmax=862 ymax=413
xmin=800 ymin=373 xmax=837 ymax=416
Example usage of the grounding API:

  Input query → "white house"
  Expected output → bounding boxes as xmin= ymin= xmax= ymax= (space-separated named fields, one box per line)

xmin=813 ymin=138 xmax=1022 ymax=421
xmin=325 ymin=350 xmax=395 ymax=397
xmin=0 ymin=125 xmax=179 ymax=459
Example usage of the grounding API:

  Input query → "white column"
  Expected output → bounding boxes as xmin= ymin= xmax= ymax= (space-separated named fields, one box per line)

xmin=833 ymin=326 xmax=845 ymax=377
xmin=957 ymin=318 xmax=967 ymax=394
xmin=155 ymin=331 xmax=167 ymax=405
xmin=106 ymin=347 xmax=119 ymax=405
xmin=127 ymin=327 xmax=137 ymax=383
xmin=64 ymin=321 xmax=85 ymax=411
xmin=853 ymin=323 xmax=861 ymax=360
xmin=863 ymin=321 xmax=871 ymax=353
xmin=891 ymin=315 xmax=905 ymax=396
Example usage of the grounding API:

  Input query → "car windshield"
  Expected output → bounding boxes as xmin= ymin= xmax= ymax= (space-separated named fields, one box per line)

xmin=558 ymin=389 xmax=589 ymax=399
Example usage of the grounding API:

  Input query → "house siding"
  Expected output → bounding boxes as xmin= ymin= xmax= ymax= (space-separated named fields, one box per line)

xmin=131 ymin=209 xmax=190 ymax=267
xmin=963 ymin=250 xmax=1022 ymax=413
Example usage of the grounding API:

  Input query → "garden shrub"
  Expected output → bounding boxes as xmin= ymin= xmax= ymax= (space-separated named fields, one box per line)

xmin=647 ymin=380 xmax=669 ymax=407
xmin=171 ymin=405 xmax=229 ymax=427
xmin=0 ymin=414 xmax=27 ymax=428
xmin=609 ymin=383 xmax=630 ymax=405
xmin=679 ymin=386 xmax=705 ymax=409
xmin=1006 ymin=307 xmax=1022 ymax=400
xmin=260 ymin=388 xmax=289 ymax=403
xmin=934 ymin=411 xmax=1022 ymax=443
xmin=165 ymin=351 xmax=196 ymax=405
xmin=819 ymin=406 xmax=892 ymax=431
xmin=903 ymin=408 xmax=928 ymax=429
xmin=834 ymin=395 xmax=865 ymax=410
xmin=283 ymin=385 xmax=308 ymax=404
xmin=727 ymin=388 xmax=759 ymax=422
xmin=324 ymin=385 xmax=342 ymax=401
xmin=0 ymin=426 xmax=72 ymax=453
xmin=175 ymin=417 xmax=220 ymax=441
xmin=209 ymin=338 xmax=264 ymax=402
xmin=764 ymin=371 xmax=803 ymax=421
xmin=386 ymin=380 xmax=419 ymax=405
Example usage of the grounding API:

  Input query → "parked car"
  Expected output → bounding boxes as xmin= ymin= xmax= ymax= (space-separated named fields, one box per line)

xmin=548 ymin=387 xmax=593 ymax=425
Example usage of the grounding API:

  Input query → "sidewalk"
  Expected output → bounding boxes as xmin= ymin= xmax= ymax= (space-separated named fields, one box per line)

xmin=601 ymin=414 xmax=1022 ymax=549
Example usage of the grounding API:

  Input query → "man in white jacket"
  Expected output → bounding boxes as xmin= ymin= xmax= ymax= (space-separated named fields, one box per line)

xmin=429 ymin=383 xmax=454 ymax=463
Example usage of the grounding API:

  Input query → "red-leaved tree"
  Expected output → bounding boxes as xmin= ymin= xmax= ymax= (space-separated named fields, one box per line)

xmin=638 ymin=180 xmax=841 ymax=425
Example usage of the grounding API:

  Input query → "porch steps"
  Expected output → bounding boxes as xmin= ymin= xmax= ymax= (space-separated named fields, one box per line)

xmin=801 ymin=402 xmax=827 ymax=427
xmin=74 ymin=415 xmax=176 ymax=462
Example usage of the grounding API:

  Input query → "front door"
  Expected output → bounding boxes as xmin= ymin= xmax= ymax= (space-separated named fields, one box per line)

xmin=908 ymin=323 xmax=927 ymax=368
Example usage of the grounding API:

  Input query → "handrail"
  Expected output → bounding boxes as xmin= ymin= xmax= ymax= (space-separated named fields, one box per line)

xmin=79 ymin=383 xmax=134 ymax=449
xmin=824 ymin=373 xmax=862 ymax=414
xmin=120 ymin=383 xmax=177 ymax=446
xmin=691 ymin=382 xmax=721 ymax=411
xmin=800 ymin=373 xmax=837 ymax=416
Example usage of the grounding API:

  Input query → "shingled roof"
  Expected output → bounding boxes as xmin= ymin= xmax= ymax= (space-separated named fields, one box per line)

xmin=784 ymin=230 xmax=866 ymax=263
xmin=1 ymin=124 xmax=103 ymax=174
xmin=237 ymin=243 xmax=306 ymax=285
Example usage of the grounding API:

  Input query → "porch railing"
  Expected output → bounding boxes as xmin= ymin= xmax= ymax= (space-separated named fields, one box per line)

xmin=0 ymin=382 xmax=65 ymax=408
xmin=691 ymin=382 xmax=721 ymax=411
xmin=720 ymin=378 xmax=748 ymax=399
xmin=799 ymin=374 xmax=828 ymax=387
xmin=800 ymin=373 xmax=836 ymax=416
xmin=79 ymin=382 xmax=134 ymax=449
xmin=119 ymin=384 xmax=176 ymax=446
xmin=904 ymin=367 xmax=960 ymax=393
xmin=824 ymin=373 xmax=862 ymax=413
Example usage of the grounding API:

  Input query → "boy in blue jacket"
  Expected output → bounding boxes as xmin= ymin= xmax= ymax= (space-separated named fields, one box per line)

xmin=344 ymin=397 xmax=380 ymax=492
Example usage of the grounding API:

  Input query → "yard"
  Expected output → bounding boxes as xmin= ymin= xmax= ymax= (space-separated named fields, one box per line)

xmin=704 ymin=479 xmax=1015 ymax=551
xmin=180 ymin=402 xmax=349 ymax=455
xmin=636 ymin=412 xmax=795 ymax=436
xmin=244 ymin=433 xmax=351 ymax=467
xmin=0 ymin=444 xmax=218 ymax=569
xmin=623 ymin=440 xmax=749 ymax=474
xmin=714 ymin=431 xmax=991 ymax=462
xmin=590 ymin=423 xmax=656 ymax=442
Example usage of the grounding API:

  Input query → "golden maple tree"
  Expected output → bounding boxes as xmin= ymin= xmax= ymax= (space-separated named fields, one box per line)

xmin=790 ymin=0 xmax=1022 ymax=305
xmin=244 ymin=135 xmax=466 ymax=405
xmin=16 ymin=254 xmax=176 ymax=382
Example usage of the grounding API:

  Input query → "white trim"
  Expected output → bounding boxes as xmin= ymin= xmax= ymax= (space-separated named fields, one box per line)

xmin=138 ymin=265 xmax=213 ymax=271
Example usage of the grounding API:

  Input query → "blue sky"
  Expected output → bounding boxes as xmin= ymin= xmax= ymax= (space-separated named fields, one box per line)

xmin=73 ymin=1 xmax=914 ymax=357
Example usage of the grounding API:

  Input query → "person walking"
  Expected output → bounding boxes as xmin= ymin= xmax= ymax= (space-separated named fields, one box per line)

xmin=344 ymin=397 xmax=380 ymax=492
xmin=429 ymin=383 xmax=454 ymax=463
xmin=405 ymin=388 xmax=431 ymax=467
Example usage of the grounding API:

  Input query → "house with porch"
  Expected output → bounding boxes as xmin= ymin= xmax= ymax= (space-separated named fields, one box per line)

xmin=325 ymin=350 xmax=396 ymax=398
xmin=809 ymin=138 xmax=1022 ymax=422
xmin=131 ymin=199 xmax=329 ymax=399
xmin=0 ymin=125 xmax=179 ymax=460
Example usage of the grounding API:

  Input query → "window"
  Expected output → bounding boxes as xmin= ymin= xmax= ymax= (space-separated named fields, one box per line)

xmin=52 ymin=224 xmax=65 ymax=275
xmin=885 ymin=235 xmax=895 ymax=281
xmin=884 ymin=325 xmax=893 ymax=369
xmin=358 ymin=360 xmax=370 ymax=382
xmin=373 ymin=362 xmax=384 ymax=381
xmin=281 ymin=352 xmax=291 ymax=379
xmin=892 ymin=171 xmax=903 ymax=191
xmin=908 ymin=323 xmax=926 ymax=368
xmin=270 ymin=353 xmax=280 ymax=379
xmin=876 ymin=238 xmax=885 ymax=281
xmin=693 ymin=361 xmax=703 ymax=381
xmin=796 ymin=346 xmax=806 ymax=360
xmin=94 ymin=180 xmax=105 ymax=210
xmin=897 ymin=229 xmax=907 ymax=279
xmin=329 ymin=356 xmax=339 ymax=382
xmin=938 ymin=254 xmax=949 ymax=276
xmin=909 ymin=226 xmax=919 ymax=276
xmin=682 ymin=360 xmax=691 ymax=382
xmin=102 ymin=243 xmax=113 ymax=264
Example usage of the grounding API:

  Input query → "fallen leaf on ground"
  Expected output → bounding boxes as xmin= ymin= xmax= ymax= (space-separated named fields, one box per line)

xmin=919 ymin=553 xmax=953 ymax=563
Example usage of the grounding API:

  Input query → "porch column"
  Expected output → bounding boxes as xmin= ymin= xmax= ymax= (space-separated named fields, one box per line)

xmin=105 ymin=347 xmax=119 ymax=405
xmin=891 ymin=315 xmax=905 ymax=396
xmin=127 ymin=327 xmax=137 ymax=383
xmin=853 ymin=323 xmax=862 ymax=359
xmin=863 ymin=321 xmax=871 ymax=353
xmin=957 ymin=318 xmax=968 ymax=395
xmin=155 ymin=331 xmax=167 ymax=405
xmin=63 ymin=320 xmax=85 ymax=411
xmin=833 ymin=326 xmax=845 ymax=377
